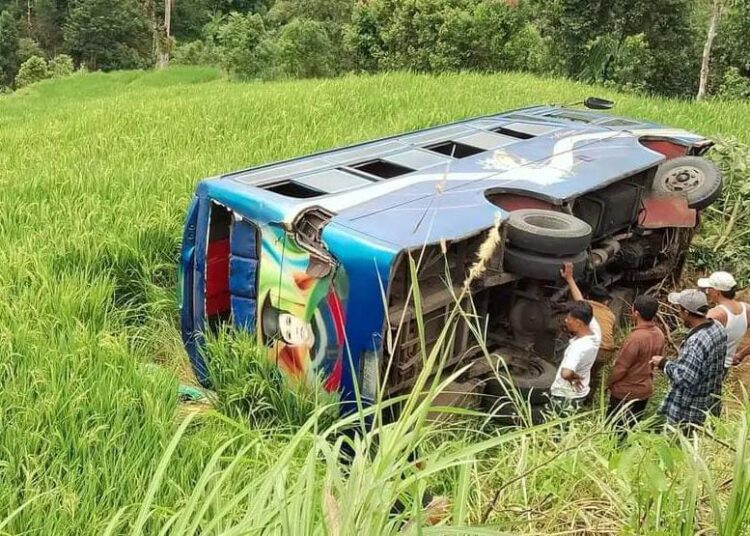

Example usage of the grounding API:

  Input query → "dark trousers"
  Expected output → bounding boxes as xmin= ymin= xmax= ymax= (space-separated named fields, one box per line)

xmin=607 ymin=396 xmax=648 ymax=440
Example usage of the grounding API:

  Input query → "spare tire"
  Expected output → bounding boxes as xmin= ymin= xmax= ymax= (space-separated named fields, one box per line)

xmin=652 ymin=156 xmax=722 ymax=210
xmin=506 ymin=209 xmax=592 ymax=255
xmin=504 ymin=247 xmax=587 ymax=281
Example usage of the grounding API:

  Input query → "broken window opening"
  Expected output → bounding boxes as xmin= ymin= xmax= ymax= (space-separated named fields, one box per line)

xmin=265 ymin=181 xmax=324 ymax=198
xmin=424 ymin=140 xmax=483 ymax=158
xmin=491 ymin=127 xmax=536 ymax=140
xmin=351 ymin=159 xmax=415 ymax=179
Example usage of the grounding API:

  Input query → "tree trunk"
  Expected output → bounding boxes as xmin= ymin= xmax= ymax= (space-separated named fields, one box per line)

xmin=697 ymin=0 xmax=722 ymax=100
xmin=157 ymin=0 xmax=173 ymax=69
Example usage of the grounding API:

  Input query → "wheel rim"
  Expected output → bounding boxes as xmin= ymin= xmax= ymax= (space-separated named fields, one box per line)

xmin=509 ymin=358 xmax=544 ymax=379
xmin=524 ymin=214 xmax=568 ymax=230
xmin=662 ymin=165 xmax=705 ymax=193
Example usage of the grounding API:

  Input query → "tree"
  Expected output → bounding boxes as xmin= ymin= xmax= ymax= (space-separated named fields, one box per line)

xmin=346 ymin=0 xmax=529 ymax=73
xmin=534 ymin=0 xmax=611 ymax=77
xmin=213 ymin=11 xmax=271 ymax=79
xmin=0 ymin=9 xmax=19 ymax=86
xmin=31 ymin=0 xmax=69 ymax=55
xmin=14 ymin=54 xmax=49 ymax=87
xmin=712 ymin=0 xmax=750 ymax=96
xmin=64 ymin=0 xmax=154 ymax=71
xmin=277 ymin=17 xmax=335 ymax=78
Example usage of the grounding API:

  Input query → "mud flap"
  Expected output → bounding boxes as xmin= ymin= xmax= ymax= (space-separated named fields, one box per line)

xmin=639 ymin=196 xmax=696 ymax=228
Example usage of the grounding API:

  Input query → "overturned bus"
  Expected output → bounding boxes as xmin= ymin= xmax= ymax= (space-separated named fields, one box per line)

xmin=179 ymin=100 xmax=722 ymax=413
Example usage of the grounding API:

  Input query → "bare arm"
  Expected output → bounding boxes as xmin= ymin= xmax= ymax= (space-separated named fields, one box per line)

xmin=560 ymin=262 xmax=584 ymax=302
xmin=731 ymin=303 xmax=750 ymax=365
xmin=707 ymin=306 xmax=728 ymax=327
xmin=561 ymin=368 xmax=583 ymax=391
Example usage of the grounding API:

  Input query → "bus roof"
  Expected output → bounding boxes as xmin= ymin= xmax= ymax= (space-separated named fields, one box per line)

xmin=203 ymin=105 xmax=708 ymax=249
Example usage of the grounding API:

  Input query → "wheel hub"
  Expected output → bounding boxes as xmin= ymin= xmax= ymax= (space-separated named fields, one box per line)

xmin=663 ymin=165 xmax=705 ymax=193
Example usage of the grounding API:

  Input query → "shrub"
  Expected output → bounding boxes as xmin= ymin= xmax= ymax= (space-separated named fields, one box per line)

xmin=502 ymin=22 xmax=552 ymax=74
xmin=609 ymin=34 xmax=653 ymax=93
xmin=14 ymin=55 xmax=50 ymax=88
xmin=171 ymin=39 xmax=222 ymax=66
xmin=214 ymin=12 xmax=272 ymax=79
xmin=277 ymin=18 xmax=337 ymax=78
xmin=49 ymin=54 xmax=74 ymax=78
xmin=717 ymin=67 xmax=750 ymax=100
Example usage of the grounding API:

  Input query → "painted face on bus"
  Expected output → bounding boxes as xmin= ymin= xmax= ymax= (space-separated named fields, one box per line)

xmin=279 ymin=312 xmax=314 ymax=348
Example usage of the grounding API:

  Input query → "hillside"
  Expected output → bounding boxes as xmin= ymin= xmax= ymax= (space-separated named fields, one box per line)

xmin=1 ymin=67 xmax=750 ymax=534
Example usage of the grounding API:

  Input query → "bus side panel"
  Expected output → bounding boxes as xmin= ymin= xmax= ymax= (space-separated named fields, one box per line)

xmin=322 ymin=223 xmax=396 ymax=409
xmin=255 ymin=224 xmax=349 ymax=392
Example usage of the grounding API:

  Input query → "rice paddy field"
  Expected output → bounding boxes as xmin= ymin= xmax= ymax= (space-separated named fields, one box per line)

xmin=2 ymin=66 xmax=750 ymax=534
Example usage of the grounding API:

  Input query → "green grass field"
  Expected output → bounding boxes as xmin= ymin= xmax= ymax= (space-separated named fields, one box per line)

xmin=2 ymin=66 xmax=750 ymax=534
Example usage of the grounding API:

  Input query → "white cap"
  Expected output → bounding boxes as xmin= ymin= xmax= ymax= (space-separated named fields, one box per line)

xmin=697 ymin=271 xmax=737 ymax=292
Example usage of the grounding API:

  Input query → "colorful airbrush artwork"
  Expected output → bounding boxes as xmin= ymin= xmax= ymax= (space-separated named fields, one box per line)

xmin=256 ymin=226 xmax=348 ymax=392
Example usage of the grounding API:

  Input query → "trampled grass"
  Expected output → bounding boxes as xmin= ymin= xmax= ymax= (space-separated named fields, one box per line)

xmin=2 ymin=66 xmax=750 ymax=534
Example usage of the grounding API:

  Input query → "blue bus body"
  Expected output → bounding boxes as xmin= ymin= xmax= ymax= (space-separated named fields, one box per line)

xmin=180 ymin=104 xmax=712 ymax=405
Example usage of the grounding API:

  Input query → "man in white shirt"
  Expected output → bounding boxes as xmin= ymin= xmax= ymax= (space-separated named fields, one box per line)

xmin=549 ymin=301 xmax=601 ymax=414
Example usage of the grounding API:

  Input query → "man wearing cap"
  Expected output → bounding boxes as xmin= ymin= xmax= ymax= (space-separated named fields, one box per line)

xmin=699 ymin=271 xmax=750 ymax=368
xmin=651 ymin=289 xmax=727 ymax=433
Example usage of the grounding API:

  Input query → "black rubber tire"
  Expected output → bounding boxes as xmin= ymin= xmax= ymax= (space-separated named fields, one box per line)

xmin=506 ymin=209 xmax=592 ymax=255
xmin=484 ymin=356 xmax=557 ymax=405
xmin=483 ymin=399 xmax=548 ymax=427
xmin=652 ymin=156 xmax=723 ymax=210
xmin=503 ymin=247 xmax=587 ymax=281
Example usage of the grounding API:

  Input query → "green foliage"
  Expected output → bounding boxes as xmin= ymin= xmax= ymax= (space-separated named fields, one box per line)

xmin=609 ymin=33 xmax=653 ymax=93
xmin=30 ymin=0 xmax=66 ymax=54
xmin=276 ymin=18 xmax=337 ymax=78
xmin=718 ymin=67 xmax=750 ymax=100
xmin=49 ymin=54 xmax=74 ymax=78
xmin=206 ymin=329 xmax=338 ymax=428
xmin=625 ymin=0 xmax=699 ymax=97
xmin=267 ymin=0 xmax=354 ymax=27
xmin=63 ymin=0 xmax=154 ymax=71
xmin=212 ymin=11 xmax=274 ymax=79
xmin=171 ymin=0 xmax=215 ymax=41
xmin=538 ymin=0 xmax=699 ymax=96
xmin=14 ymin=55 xmax=49 ymax=88
xmin=581 ymin=33 xmax=653 ymax=93
xmin=346 ymin=0 xmax=527 ymax=73
xmin=501 ymin=22 xmax=552 ymax=74
xmin=171 ymin=39 xmax=222 ymax=66
xmin=18 ymin=37 xmax=45 ymax=63
xmin=0 ymin=9 xmax=19 ymax=87
xmin=713 ymin=0 xmax=750 ymax=98
xmin=692 ymin=138 xmax=750 ymax=282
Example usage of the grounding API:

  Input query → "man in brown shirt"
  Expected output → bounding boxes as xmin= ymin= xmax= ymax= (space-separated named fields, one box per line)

xmin=607 ymin=295 xmax=665 ymax=437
